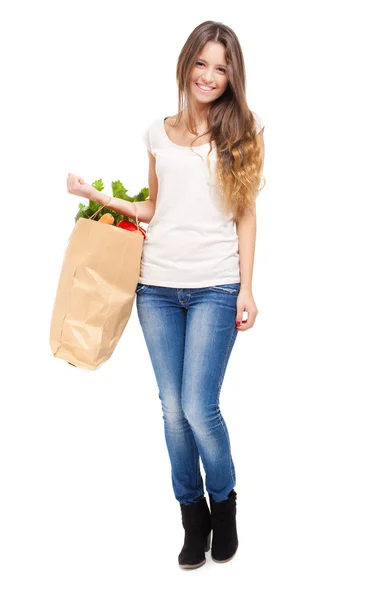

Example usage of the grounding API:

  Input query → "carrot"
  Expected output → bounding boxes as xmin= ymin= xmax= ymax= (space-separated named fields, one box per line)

xmin=98 ymin=213 xmax=115 ymax=225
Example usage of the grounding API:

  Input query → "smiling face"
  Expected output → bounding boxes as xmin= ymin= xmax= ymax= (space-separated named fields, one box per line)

xmin=190 ymin=41 xmax=230 ymax=106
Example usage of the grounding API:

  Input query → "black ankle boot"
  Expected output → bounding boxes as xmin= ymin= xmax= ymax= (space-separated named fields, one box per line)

xmin=208 ymin=488 xmax=238 ymax=562
xmin=178 ymin=495 xmax=212 ymax=569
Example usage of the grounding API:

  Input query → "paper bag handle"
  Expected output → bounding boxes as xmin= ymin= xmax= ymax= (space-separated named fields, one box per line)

xmin=89 ymin=196 xmax=141 ymax=230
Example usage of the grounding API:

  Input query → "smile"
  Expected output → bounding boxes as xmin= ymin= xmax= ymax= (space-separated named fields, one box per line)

xmin=196 ymin=83 xmax=215 ymax=92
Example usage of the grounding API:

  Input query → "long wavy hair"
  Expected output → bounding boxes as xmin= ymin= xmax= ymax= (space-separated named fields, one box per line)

xmin=173 ymin=20 xmax=266 ymax=222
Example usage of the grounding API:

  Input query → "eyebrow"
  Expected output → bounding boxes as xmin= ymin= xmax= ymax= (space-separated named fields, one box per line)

xmin=197 ymin=58 xmax=228 ymax=68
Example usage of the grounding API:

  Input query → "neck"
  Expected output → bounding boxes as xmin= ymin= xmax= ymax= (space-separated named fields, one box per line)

xmin=183 ymin=104 xmax=209 ymax=128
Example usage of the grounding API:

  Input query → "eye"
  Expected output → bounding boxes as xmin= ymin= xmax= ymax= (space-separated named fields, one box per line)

xmin=195 ymin=61 xmax=227 ymax=73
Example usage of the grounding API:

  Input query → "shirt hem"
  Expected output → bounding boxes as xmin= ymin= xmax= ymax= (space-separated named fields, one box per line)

xmin=138 ymin=276 xmax=241 ymax=288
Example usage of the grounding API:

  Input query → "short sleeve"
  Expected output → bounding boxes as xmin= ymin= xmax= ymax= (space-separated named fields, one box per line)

xmin=252 ymin=111 xmax=265 ymax=135
xmin=142 ymin=125 xmax=151 ymax=152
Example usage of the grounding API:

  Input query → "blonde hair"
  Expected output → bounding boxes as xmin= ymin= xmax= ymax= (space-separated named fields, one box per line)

xmin=173 ymin=20 xmax=266 ymax=221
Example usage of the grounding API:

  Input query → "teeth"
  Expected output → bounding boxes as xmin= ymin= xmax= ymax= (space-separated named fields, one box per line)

xmin=197 ymin=83 xmax=214 ymax=90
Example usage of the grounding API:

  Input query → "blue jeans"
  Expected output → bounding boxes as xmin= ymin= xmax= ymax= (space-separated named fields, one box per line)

xmin=135 ymin=282 xmax=240 ymax=504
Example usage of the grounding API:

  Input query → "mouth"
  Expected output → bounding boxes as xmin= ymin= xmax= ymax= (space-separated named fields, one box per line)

xmin=195 ymin=82 xmax=215 ymax=92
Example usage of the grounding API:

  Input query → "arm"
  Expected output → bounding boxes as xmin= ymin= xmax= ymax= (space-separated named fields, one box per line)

xmin=88 ymin=150 xmax=159 ymax=224
xmin=235 ymin=130 xmax=265 ymax=292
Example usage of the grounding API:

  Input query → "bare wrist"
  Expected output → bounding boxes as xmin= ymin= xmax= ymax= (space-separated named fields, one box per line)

xmin=88 ymin=188 xmax=112 ymax=207
xmin=88 ymin=187 xmax=99 ymax=202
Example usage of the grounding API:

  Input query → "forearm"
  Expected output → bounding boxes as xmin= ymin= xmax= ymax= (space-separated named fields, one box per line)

xmin=88 ymin=188 xmax=155 ymax=224
xmin=236 ymin=210 xmax=256 ymax=291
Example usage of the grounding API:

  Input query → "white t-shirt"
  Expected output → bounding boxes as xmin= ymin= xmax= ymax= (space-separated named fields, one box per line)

xmin=138 ymin=112 xmax=265 ymax=288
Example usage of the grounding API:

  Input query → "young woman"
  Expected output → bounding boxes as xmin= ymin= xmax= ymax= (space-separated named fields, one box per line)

xmin=67 ymin=20 xmax=265 ymax=570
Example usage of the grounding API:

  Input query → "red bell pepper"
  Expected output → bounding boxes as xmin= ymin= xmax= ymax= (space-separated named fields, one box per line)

xmin=117 ymin=220 xmax=146 ymax=239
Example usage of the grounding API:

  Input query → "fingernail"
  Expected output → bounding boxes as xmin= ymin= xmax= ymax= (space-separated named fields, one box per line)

xmin=236 ymin=321 xmax=240 ymax=326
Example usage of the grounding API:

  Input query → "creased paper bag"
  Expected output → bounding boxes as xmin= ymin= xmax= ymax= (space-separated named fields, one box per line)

xmin=50 ymin=216 xmax=143 ymax=370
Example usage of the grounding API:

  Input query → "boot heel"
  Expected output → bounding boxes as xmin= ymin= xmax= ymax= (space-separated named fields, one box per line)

xmin=209 ymin=489 xmax=238 ymax=562
xmin=205 ymin=531 xmax=211 ymax=552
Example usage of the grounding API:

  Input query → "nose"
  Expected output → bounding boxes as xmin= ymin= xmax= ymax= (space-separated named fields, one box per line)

xmin=201 ymin=68 xmax=215 ymax=85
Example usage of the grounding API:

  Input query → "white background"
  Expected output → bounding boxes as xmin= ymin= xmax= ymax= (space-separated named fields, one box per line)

xmin=1 ymin=0 xmax=375 ymax=598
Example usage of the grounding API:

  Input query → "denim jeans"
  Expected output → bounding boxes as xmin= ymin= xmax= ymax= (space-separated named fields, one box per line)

xmin=135 ymin=282 xmax=240 ymax=504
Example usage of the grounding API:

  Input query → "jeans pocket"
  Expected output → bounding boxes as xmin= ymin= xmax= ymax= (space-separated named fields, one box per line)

xmin=208 ymin=283 xmax=240 ymax=295
xmin=136 ymin=283 xmax=148 ymax=295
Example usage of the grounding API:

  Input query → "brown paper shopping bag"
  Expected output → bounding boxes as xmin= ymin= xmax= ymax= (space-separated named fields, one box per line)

xmin=50 ymin=200 xmax=143 ymax=370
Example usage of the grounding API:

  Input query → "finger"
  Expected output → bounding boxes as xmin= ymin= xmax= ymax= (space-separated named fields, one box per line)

xmin=237 ymin=310 xmax=249 ymax=329
xmin=235 ymin=309 xmax=245 ymax=328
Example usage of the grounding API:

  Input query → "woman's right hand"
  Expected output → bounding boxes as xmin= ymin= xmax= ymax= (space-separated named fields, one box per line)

xmin=66 ymin=173 xmax=94 ymax=199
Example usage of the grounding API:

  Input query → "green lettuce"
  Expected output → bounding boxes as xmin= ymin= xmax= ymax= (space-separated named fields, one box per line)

xmin=75 ymin=179 xmax=149 ymax=226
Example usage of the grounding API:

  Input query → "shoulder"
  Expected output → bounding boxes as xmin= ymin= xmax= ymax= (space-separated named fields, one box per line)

xmin=251 ymin=110 xmax=265 ymax=135
xmin=143 ymin=117 xmax=163 ymax=135
xmin=142 ymin=117 xmax=164 ymax=155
